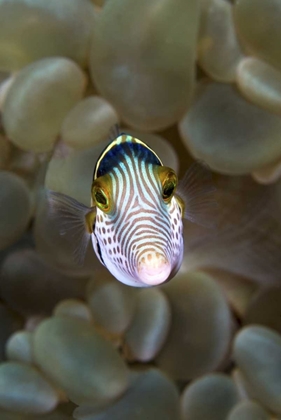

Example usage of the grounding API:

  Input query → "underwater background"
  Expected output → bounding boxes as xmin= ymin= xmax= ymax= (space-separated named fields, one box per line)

xmin=0 ymin=0 xmax=281 ymax=418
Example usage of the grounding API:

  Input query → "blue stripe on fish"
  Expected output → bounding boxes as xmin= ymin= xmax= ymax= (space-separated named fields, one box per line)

xmin=94 ymin=134 xmax=162 ymax=178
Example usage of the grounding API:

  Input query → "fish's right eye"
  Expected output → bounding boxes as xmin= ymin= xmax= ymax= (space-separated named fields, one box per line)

xmin=93 ymin=186 xmax=110 ymax=212
xmin=95 ymin=190 xmax=107 ymax=205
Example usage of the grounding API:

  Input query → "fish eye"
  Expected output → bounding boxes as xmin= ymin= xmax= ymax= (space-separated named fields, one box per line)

xmin=93 ymin=186 xmax=110 ymax=212
xmin=162 ymin=172 xmax=177 ymax=203
xmin=163 ymin=181 xmax=175 ymax=200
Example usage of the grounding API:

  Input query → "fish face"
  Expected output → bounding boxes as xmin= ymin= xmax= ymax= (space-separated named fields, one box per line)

xmin=47 ymin=134 xmax=216 ymax=288
xmin=91 ymin=163 xmax=184 ymax=287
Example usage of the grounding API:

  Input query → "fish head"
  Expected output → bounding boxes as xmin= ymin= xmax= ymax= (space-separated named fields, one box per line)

xmin=91 ymin=164 xmax=184 ymax=287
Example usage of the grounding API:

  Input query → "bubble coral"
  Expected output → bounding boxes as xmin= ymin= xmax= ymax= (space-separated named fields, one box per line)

xmin=0 ymin=0 xmax=280 ymax=418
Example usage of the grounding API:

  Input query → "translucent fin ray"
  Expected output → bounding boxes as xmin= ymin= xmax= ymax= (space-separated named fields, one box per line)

xmin=47 ymin=190 xmax=95 ymax=265
xmin=176 ymin=161 xmax=218 ymax=228
xmin=183 ymin=175 xmax=281 ymax=284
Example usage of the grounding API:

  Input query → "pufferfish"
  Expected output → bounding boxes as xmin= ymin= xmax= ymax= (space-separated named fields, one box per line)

xmin=48 ymin=133 xmax=216 ymax=287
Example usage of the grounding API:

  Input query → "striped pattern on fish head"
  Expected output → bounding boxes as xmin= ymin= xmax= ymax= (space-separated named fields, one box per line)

xmin=90 ymin=134 xmax=183 ymax=287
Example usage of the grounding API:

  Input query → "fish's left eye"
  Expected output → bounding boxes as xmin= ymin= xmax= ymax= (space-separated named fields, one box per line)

xmin=162 ymin=173 xmax=177 ymax=202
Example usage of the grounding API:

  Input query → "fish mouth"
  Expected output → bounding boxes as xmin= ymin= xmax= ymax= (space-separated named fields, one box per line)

xmin=137 ymin=253 xmax=171 ymax=286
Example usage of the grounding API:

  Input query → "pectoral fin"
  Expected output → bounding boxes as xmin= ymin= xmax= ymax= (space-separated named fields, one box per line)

xmin=176 ymin=161 xmax=218 ymax=228
xmin=47 ymin=190 xmax=96 ymax=265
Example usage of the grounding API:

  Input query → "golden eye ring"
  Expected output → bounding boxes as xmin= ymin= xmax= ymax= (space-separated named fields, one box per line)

xmin=93 ymin=185 xmax=110 ymax=212
xmin=162 ymin=172 xmax=177 ymax=203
